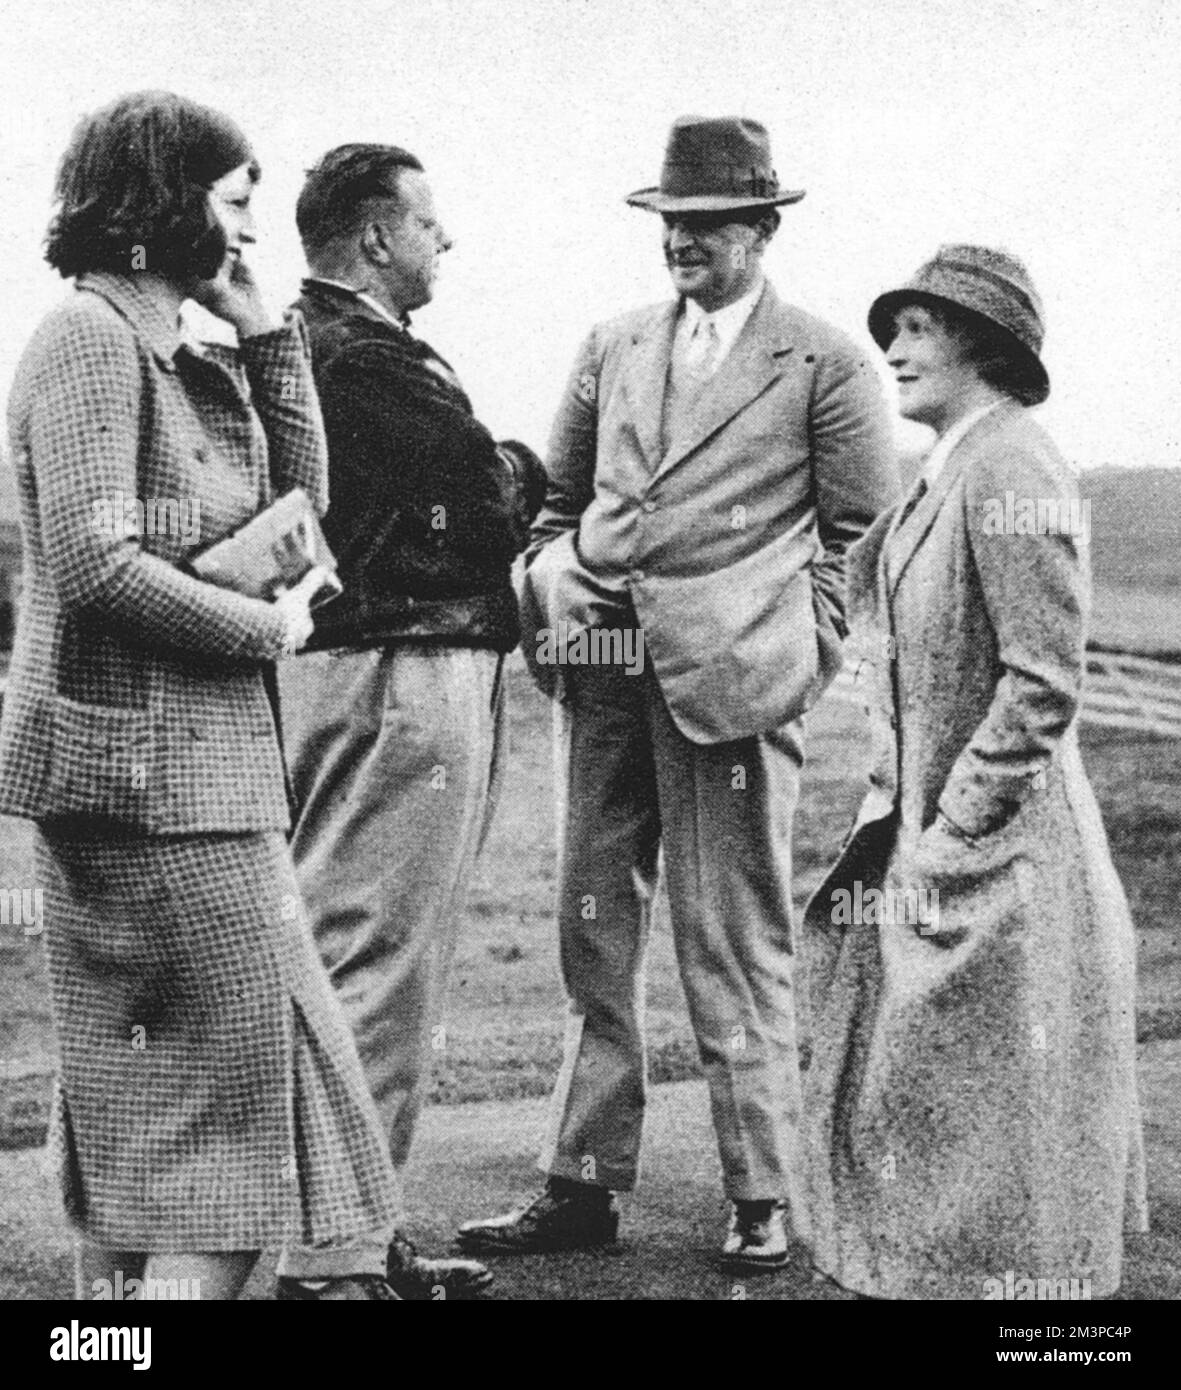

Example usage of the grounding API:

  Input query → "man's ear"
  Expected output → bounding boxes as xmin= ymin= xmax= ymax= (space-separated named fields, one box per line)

xmin=360 ymin=219 xmax=390 ymax=266
xmin=754 ymin=213 xmax=778 ymax=249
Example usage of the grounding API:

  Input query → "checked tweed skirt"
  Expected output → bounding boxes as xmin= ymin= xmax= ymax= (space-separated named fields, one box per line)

xmin=34 ymin=827 xmax=399 ymax=1250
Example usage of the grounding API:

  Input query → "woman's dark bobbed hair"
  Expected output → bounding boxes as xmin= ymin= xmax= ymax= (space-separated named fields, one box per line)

xmin=45 ymin=90 xmax=258 ymax=281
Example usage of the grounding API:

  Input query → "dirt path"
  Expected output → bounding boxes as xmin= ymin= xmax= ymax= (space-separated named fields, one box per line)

xmin=3 ymin=1042 xmax=1178 ymax=1302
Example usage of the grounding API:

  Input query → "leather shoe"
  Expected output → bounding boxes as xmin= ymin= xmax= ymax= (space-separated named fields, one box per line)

xmin=720 ymin=1201 xmax=792 ymax=1272
xmin=276 ymin=1273 xmax=401 ymax=1300
xmin=456 ymin=1187 xmax=620 ymax=1254
xmin=387 ymin=1230 xmax=493 ymax=1300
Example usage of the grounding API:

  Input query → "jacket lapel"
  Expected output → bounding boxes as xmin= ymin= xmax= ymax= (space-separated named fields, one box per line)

xmin=79 ymin=272 xmax=183 ymax=369
xmin=847 ymin=507 xmax=896 ymax=630
xmin=621 ymin=303 xmax=679 ymax=470
xmin=884 ymin=403 xmax=1020 ymax=598
xmin=656 ymin=284 xmax=793 ymax=479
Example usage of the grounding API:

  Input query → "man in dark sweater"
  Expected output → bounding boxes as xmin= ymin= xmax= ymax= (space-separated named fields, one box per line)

xmin=276 ymin=144 xmax=545 ymax=1300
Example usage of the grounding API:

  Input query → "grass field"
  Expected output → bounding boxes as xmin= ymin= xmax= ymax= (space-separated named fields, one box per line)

xmin=1084 ymin=467 xmax=1181 ymax=657
xmin=442 ymin=663 xmax=1181 ymax=1100
xmin=6 ymin=658 xmax=1177 ymax=1134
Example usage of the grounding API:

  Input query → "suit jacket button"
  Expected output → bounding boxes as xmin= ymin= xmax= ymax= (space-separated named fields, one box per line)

xmin=630 ymin=569 xmax=645 ymax=583
xmin=640 ymin=499 xmax=656 ymax=513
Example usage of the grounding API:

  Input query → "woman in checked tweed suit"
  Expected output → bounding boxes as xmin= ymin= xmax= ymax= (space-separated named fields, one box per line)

xmin=0 ymin=93 xmax=401 ymax=1299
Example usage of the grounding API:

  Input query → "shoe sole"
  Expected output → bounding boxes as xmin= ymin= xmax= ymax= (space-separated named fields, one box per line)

xmin=455 ymin=1233 xmax=619 ymax=1256
xmin=718 ymin=1252 xmax=792 ymax=1274
xmin=391 ymin=1272 xmax=495 ymax=1301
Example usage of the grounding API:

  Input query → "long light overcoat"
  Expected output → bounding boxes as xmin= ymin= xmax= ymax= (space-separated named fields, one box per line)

xmin=801 ymin=402 xmax=1149 ymax=1299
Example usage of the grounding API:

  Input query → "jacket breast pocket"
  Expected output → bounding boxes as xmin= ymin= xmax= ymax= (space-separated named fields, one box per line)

xmin=46 ymin=696 xmax=158 ymax=829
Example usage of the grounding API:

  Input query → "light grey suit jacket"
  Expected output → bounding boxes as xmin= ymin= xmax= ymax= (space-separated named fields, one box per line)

xmin=520 ymin=280 xmax=898 ymax=743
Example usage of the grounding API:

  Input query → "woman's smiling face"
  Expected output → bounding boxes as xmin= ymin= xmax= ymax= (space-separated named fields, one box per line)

xmin=886 ymin=303 xmax=982 ymax=433
xmin=206 ymin=162 xmax=258 ymax=267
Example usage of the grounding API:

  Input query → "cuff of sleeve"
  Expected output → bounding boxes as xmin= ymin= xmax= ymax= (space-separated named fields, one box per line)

xmin=934 ymin=807 xmax=978 ymax=844
xmin=936 ymin=782 xmax=1017 ymax=841
xmin=238 ymin=311 xmax=309 ymax=371
xmin=498 ymin=439 xmax=548 ymax=524
xmin=257 ymin=605 xmax=295 ymax=661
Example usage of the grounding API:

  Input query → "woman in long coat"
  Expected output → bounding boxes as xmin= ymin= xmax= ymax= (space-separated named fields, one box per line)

xmin=0 ymin=92 xmax=400 ymax=1299
xmin=802 ymin=245 xmax=1148 ymax=1300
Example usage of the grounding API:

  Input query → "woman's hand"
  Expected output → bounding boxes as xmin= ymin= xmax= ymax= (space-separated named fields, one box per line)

xmin=191 ymin=253 xmax=277 ymax=340
xmin=272 ymin=566 xmax=330 ymax=655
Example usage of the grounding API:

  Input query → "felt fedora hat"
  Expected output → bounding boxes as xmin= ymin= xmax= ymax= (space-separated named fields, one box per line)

xmin=625 ymin=115 xmax=805 ymax=214
xmin=868 ymin=244 xmax=1050 ymax=405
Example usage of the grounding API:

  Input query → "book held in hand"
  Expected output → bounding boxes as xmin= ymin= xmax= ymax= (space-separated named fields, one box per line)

xmin=189 ymin=488 xmax=342 ymax=608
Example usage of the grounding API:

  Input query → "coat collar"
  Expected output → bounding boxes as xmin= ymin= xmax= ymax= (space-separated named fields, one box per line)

xmin=681 ymin=272 xmax=765 ymax=355
xmin=623 ymin=279 xmax=797 ymax=476
xmin=846 ymin=505 xmax=896 ymax=631
xmin=76 ymin=272 xmax=185 ymax=371
xmin=884 ymin=398 xmax=1026 ymax=598
xmin=300 ymin=276 xmax=414 ymax=336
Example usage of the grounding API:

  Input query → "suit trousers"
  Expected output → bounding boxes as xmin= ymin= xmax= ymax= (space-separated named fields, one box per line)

xmin=277 ymin=644 xmax=506 ymax=1248
xmin=540 ymin=660 xmax=807 ymax=1209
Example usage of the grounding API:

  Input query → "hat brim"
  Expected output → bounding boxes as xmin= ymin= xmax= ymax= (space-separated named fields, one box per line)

xmin=624 ymin=187 xmax=805 ymax=213
xmin=868 ymin=288 xmax=1050 ymax=406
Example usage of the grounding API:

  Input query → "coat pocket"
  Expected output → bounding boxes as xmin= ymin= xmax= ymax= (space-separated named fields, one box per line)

xmin=45 ymin=696 xmax=157 ymax=828
xmin=889 ymin=816 xmax=1025 ymax=956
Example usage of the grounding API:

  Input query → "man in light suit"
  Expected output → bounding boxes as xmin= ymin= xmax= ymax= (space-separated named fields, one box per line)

xmin=457 ymin=117 xmax=898 ymax=1270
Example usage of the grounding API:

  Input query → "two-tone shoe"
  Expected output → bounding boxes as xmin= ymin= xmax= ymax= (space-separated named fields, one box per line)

xmin=386 ymin=1230 xmax=493 ymax=1300
xmin=719 ymin=1200 xmax=792 ymax=1272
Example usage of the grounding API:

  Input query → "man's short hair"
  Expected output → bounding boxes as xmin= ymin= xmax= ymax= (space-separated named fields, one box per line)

xmin=735 ymin=207 xmax=781 ymax=237
xmin=45 ymin=90 xmax=257 ymax=280
xmin=296 ymin=143 xmax=424 ymax=258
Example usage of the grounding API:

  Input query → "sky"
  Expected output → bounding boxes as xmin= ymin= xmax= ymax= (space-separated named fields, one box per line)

xmin=0 ymin=0 xmax=1177 ymax=470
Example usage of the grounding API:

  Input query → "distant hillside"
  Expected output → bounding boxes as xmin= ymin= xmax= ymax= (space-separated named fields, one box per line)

xmin=1084 ymin=467 xmax=1181 ymax=592
xmin=0 ymin=450 xmax=1176 ymax=653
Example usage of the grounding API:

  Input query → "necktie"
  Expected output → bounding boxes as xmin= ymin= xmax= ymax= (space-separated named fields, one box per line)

xmin=896 ymin=475 xmax=928 ymax=528
xmin=661 ymin=313 xmax=722 ymax=456
xmin=683 ymin=316 xmax=722 ymax=379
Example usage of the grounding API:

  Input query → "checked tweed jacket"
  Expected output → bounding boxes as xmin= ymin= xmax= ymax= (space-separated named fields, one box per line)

xmin=0 ymin=272 xmax=328 ymax=833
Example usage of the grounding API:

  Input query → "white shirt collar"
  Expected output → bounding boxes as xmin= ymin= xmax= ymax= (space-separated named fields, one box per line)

xmin=681 ymin=275 xmax=765 ymax=361
xmin=923 ymin=399 xmax=1006 ymax=486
